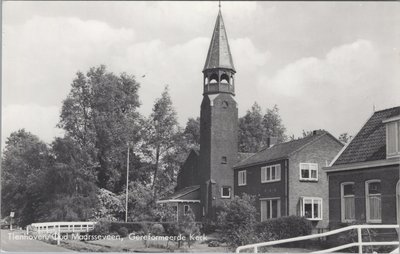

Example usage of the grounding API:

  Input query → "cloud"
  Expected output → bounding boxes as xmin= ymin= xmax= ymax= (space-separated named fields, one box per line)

xmin=255 ymin=39 xmax=398 ymax=137
xmin=2 ymin=104 xmax=64 ymax=148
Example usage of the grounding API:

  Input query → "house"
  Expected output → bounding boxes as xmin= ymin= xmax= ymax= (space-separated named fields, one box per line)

xmin=233 ymin=130 xmax=343 ymax=230
xmin=325 ymin=106 xmax=400 ymax=227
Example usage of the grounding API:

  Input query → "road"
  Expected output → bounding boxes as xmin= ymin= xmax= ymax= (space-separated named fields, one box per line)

xmin=1 ymin=230 xmax=72 ymax=252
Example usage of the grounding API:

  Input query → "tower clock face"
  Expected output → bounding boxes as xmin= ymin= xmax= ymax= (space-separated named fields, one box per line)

xmin=222 ymin=101 xmax=229 ymax=108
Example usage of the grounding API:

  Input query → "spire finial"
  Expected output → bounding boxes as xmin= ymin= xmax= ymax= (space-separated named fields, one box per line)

xmin=219 ymin=0 xmax=221 ymax=10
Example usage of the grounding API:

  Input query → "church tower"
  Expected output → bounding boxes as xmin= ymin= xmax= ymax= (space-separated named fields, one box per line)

xmin=199 ymin=9 xmax=238 ymax=219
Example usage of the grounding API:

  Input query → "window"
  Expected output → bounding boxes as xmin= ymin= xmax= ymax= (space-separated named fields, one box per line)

xmin=299 ymin=163 xmax=318 ymax=181
xmin=341 ymin=182 xmax=355 ymax=222
xmin=386 ymin=120 xmax=400 ymax=157
xmin=366 ymin=180 xmax=382 ymax=223
xmin=260 ymin=198 xmax=281 ymax=221
xmin=221 ymin=187 xmax=231 ymax=198
xmin=300 ymin=197 xmax=322 ymax=220
xmin=221 ymin=156 xmax=227 ymax=164
xmin=238 ymin=170 xmax=247 ymax=186
xmin=184 ymin=205 xmax=190 ymax=215
xmin=172 ymin=205 xmax=178 ymax=221
xmin=261 ymin=164 xmax=281 ymax=183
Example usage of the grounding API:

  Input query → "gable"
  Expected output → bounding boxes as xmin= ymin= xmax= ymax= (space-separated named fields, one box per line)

xmin=333 ymin=106 xmax=400 ymax=166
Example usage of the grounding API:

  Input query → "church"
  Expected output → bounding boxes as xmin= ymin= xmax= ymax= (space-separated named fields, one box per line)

xmin=157 ymin=9 xmax=343 ymax=228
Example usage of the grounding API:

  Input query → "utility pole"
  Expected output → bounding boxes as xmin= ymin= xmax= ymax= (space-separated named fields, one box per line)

xmin=125 ymin=143 xmax=130 ymax=223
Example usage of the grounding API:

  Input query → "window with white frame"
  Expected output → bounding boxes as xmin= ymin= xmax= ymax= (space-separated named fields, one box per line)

xmin=260 ymin=198 xmax=281 ymax=221
xmin=299 ymin=163 xmax=318 ymax=181
xmin=221 ymin=187 xmax=231 ymax=198
xmin=341 ymin=182 xmax=355 ymax=222
xmin=386 ymin=120 xmax=400 ymax=158
xmin=172 ymin=205 xmax=178 ymax=221
xmin=238 ymin=170 xmax=247 ymax=186
xmin=184 ymin=205 xmax=190 ymax=215
xmin=366 ymin=180 xmax=382 ymax=223
xmin=300 ymin=197 xmax=322 ymax=220
xmin=261 ymin=164 xmax=281 ymax=183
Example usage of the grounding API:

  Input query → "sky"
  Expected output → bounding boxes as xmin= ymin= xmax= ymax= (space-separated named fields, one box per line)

xmin=2 ymin=1 xmax=400 ymax=148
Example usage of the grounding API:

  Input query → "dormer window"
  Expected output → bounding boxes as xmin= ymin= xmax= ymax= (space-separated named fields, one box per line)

xmin=384 ymin=117 xmax=400 ymax=158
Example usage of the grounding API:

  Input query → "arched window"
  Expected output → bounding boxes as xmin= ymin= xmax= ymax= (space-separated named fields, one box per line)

xmin=220 ymin=73 xmax=230 ymax=84
xmin=209 ymin=73 xmax=218 ymax=84
xmin=204 ymin=77 xmax=208 ymax=85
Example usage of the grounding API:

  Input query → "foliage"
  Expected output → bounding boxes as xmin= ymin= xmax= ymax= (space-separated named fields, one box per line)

xmin=216 ymin=194 xmax=259 ymax=249
xmin=58 ymin=65 xmax=145 ymax=192
xmin=338 ymin=132 xmax=352 ymax=144
xmin=125 ymin=181 xmax=155 ymax=221
xmin=140 ymin=86 xmax=180 ymax=198
xmin=94 ymin=188 xmax=124 ymax=221
xmin=40 ymin=136 xmax=99 ymax=222
xmin=117 ymin=226 xmax=129 ymax=237
xmin=92 ymin=219 xmax=111 ymax=236
xmin=239 ymin=103 xmax=287 ymax=153
xmin=1 ymin=129 xmax=51 ymax=226
xmin=256 ymin=216 xmax=312 ymax=242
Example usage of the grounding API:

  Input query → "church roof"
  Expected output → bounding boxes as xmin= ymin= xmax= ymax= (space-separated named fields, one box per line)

xmin=203 ymin=10 xmax=235 ymax=72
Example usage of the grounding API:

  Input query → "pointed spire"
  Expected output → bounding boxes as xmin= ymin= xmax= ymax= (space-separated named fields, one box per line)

xmin=203 ymin=9 xmax=235 ymax=72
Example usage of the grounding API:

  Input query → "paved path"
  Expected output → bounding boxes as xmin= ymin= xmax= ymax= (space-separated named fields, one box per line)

xmin=1 ymin=230 xmax=72 ymax=252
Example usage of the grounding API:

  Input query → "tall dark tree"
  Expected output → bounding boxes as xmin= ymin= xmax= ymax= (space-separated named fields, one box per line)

xmin=239 ymin=103 xmax=287 ymax=153
xmin=58 ymin=65 xmax=144 ymax=192
xmin=142 ymin=86 xmax=179 ymax=196
xmin=1 ymin=129 xmax=50 ymax=226
xmin=40 ymin=136 xmax=99 ymax=221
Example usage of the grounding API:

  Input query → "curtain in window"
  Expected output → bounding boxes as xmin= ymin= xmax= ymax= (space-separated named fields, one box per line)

xmin=369 ymin=195 xmax=381 ymax=220
xmin=344 ymin=196 xmax=355 ymax=220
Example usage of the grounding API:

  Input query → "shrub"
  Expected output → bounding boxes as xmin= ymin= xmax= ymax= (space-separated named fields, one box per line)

xmin=256 ymin=216 xmax=312 ymax=242
xmin=110 ymin=222 xmax=143 ymax=233
xmin=92 ymin=220 xmax=111 ymax=236
xmin=200 ymin=219 xmax=217 ymax=234
xmin=117 ymin=227 xmax=129 ymax=237
xmin=216 ymin=194 xmax=259 ymax=249
xmin=150 ymin=223 xmax=165 ymax=235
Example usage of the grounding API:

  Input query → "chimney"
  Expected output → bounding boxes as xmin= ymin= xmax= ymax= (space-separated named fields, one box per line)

xmin=267 ymin=136 xmax=278 ymax=148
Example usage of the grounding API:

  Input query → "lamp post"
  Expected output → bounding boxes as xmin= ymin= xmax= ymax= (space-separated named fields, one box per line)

xmin=125 ymin=143 xmax=130 ymax=223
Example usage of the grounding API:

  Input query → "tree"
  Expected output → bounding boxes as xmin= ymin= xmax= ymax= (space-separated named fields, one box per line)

xmin=338 ymin=132 xmax=352 ymax=144
xmin=142 ymin=86 xmax=179 ymax=196
xmin=1 ymin=129 xmax=50 ymax=226
xmin=183 ymin=117 xmax=200 ymax=150
xmin=239 ymin=103 xmax=287 ymax=153
xmin=40 ymin=136 xmax=99 ymax=221
xmin=58 ymin=65 xmax=145 ymax=192
xmin=216 ymin=194 xmax=259 ymax=249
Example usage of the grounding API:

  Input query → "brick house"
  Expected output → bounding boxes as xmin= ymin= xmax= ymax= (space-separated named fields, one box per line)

xmin=233 ymin=131 xmax=343 ymax=230
xmin=325 ymin=107 xmax=400 ymax=227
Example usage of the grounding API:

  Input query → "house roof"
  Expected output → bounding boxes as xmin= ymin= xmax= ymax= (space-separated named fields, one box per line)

xmin=332 ymin=106 xmax=400 ymax=166
xmin=158 ymin=185 xmax=200 ymax=201
xmin=234 ymin=130 xmax=336 ymax=169
xmin=237 ymin=152 xmax=256 ymax=162
xmin=203 ymin=10 xmax=235 ymax=72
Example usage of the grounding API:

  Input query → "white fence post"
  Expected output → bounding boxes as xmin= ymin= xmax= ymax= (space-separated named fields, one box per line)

xmin=357 ymin=227 xmax=362 ymax=254
xmin=254 ymin=246 xmax=258 ymax=253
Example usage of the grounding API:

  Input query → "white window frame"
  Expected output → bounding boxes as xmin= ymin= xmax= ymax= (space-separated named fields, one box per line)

xmin=260 ymin=198 xmax=281 ymax=221
xmin=221 ymin=187 xmax=231 ymax=198
xmin=184 ymin=205 xmax=190 ymax=215
xmin=300 ymin=197 xmax=323 ymax=221
xmin=341 ymin=182 xmax=355 ymax=223
xmin=385 ymin=120 xmax=400 ymax=158
xmin=238 ymin=170 xmax=247 ymax=186
xmin=261 ymin=164 xmax=281 ymax=183
xmin=299 ymin=163 xmax=318 ymax=181
xmin=365 ymin=180 xmax=382 ymax=223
